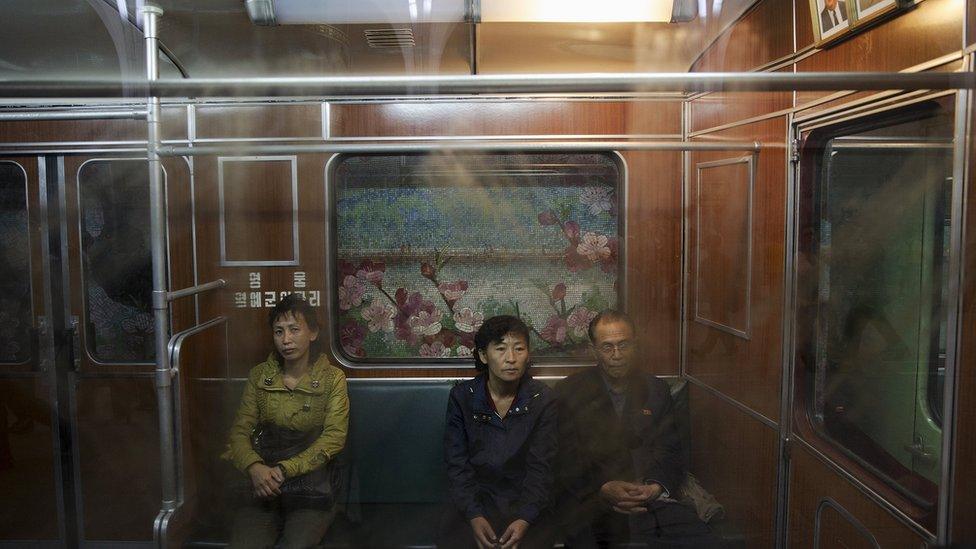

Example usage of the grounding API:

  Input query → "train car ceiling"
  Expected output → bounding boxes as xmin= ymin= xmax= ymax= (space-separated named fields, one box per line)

xmin=0 ymin=0 xmax=762 ymax=80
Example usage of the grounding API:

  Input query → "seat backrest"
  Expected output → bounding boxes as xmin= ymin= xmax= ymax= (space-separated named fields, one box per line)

xmin=345 ymin=379 xmax=455 ymax=503
xmin=343 ymin=375 xmax=690 ymax=505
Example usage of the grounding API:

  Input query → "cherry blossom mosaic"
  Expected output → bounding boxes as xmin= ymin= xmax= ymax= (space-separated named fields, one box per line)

xmin=332 ymin=153 xmax=621 ymax=362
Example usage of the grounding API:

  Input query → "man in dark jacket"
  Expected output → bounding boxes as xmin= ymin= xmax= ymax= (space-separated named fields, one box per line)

xmin=555 ymin=310 xmax=713 ymax=548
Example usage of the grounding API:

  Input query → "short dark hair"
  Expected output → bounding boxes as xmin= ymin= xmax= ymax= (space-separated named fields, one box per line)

xmin=473 ymin=315 xmax=531 ymax=371
xmin=269 ymin=293 xmax=322 ymax=365
xmin=587 ymin=309 xmax=636 ymax=343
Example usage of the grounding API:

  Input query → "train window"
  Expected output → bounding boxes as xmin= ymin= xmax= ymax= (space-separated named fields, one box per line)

xmin=329 ymin=152 xmax=623 ymax=364
xmin=0 ymin=162 xmax=31 ymax=365
xmin=798 ymin=99 xmax=953 ymax=507
xmin=77 ymin=160 xmax=156 ymax=363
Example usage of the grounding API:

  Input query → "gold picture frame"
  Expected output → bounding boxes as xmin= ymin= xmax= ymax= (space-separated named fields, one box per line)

xmin=811 ymin=0 xmax=854 ymax=45
xmin=811 ymin=0 xmax=911 ymax=46
xmin=852 ymin=0 xmax=900 ymax=25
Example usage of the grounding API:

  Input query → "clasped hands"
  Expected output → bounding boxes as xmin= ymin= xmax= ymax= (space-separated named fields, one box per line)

xmin=247 ymin=462 xmax=286 ymax=498
xmin=599 ymin=480 xmax=663 ymax=515
xmin=469 ymin=516 xmax=529 ymax=549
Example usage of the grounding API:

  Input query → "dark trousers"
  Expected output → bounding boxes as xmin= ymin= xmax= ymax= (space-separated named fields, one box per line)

xmin=228 ymin=498 xmax=336 ymax=549
xmin=565 ymin=502 xmax=717 ymax=549
xmin=438 ymin=507 xmax=557 ymax=549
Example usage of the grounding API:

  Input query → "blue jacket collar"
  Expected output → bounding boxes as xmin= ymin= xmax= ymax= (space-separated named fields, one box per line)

xmin=469 ymin=373 xmax=540 ymax=417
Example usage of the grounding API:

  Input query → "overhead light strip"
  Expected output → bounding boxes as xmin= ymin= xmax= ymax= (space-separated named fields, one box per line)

xmin=244 ymin=0 xmax=673 ymax=24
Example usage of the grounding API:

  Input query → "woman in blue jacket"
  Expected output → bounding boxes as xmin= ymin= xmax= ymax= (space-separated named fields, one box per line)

xmin=440 ymin=315 xmax=557 ymax=549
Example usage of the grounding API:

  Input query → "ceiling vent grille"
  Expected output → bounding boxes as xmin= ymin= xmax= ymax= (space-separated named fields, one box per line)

xmin=364 ymin=28 xmax=416 ymax=49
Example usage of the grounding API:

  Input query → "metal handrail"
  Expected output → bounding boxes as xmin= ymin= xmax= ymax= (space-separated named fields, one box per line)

xmin=167 ymin=315 xmax=228 ymax=377
xmin=0 ymin=110 xmax=147 ymax=121
xmin=167 ymin=279 xmax=226 ymax=302
xmin=158 ymin=140 xmax=765 ymax=157
xmin=0 ymin=71 xmax=973 ymax=98
xmin=155 ymin=314 xmax=228 ymax=549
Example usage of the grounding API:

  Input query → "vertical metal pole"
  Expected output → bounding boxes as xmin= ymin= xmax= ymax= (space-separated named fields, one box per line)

xmin=143 ymin=1 xmax=177 ymax=522
xmin=775 ymin=114 xmax=799 ymax=549
xmin=679 ymin=99 xmax=690 ymax=379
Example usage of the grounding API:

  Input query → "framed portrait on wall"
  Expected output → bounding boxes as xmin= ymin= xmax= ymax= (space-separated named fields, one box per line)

xmin=811 ymin=0 xmax=853 ymax=43
xmin=853 ymin=0 xmax=899 ymax=24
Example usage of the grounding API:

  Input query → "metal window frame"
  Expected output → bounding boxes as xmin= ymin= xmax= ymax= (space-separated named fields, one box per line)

xmin=791 ymin=90 xmax=963 ymax=541
xmin=216 ymin=155 xmax=300 ymax=267
xmin=323 ymin=150 xmax=628 ymax=370
xmin=75 ymin=158 xmax=169 ymax=367
xmin=693 ymin=155 xmax=755 ymax=340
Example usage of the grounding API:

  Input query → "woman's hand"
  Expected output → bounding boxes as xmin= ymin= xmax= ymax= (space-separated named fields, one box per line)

xmin=247 ymin=462 xmax=283 ymax=498
xmin=498 ymin=519 xmax=529 ymax=549
xmin=469 ymin=516 xmax=498 ymax=549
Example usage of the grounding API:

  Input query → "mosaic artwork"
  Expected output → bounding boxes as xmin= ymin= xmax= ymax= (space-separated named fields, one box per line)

xmin=333 ymin=153 xmax=621 ymax=362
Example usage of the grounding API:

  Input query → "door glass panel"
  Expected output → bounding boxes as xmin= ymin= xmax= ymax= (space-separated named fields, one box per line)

xmin=803 ymin=100 xmax=953 ymax=507
xmin=0 ymin=162 xmax=31 ymax=365
xmin=78 ymin=160 xmax=155 ymax=363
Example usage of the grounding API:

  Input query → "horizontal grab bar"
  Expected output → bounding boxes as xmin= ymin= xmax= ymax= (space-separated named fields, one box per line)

xmin=0 ymin=72 xmax=973 ymax=98
xmin=0 ymin=110 xmax=148 ymax=121
xmin=158 ymin=140 xmax=765 ymax=157
xmin=166 ymin=279 xmax=226 ymax=302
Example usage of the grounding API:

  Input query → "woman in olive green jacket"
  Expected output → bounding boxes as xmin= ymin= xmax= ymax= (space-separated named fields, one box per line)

xmin=223 ymin=294 xmax=349 ymax=549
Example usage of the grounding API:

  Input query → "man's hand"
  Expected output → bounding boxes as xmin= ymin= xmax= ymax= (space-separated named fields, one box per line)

xmin=632 ymin=482 xmax=663 ymax=502
xmin=247 ymin=462 xmax=282 ymax=498
xmin=600 ymin=480 xmax=649 ymax=515
xmin=498 ymin=519 xmax=529 ymax=549
xmin=469 ymin=516 xmax=498 ymax=549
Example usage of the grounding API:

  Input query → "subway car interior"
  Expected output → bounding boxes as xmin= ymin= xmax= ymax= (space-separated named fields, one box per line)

xmin=1 ymin=0 xmax=975 ymax=547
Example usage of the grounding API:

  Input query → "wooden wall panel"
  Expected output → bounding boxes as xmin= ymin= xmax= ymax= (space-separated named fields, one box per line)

xmin=330 ymin=101 xmax=683 ymax=137
xmin=220 ymin=157 xmax=298 ymax=264
xmin=796 ymin=0 xmax=816 ymax=52
xmin=690 ymin=68 xmax=793 ymax=134
xmin=625 ymin=101 xmax=686 ymax=136
xmin=0 ymin=106 xmax=186 ymax=144
xmin=0 ymin=379 xmax=58 ymax=541
xmin=788 ymin=445 xmax=928 ymax=548
xmin=795 ymin=58 xmax=964 ymax=120
xmin=795 ymin=0 xmax=963 ymax=107
xmin=622 ymin=151 xmax=683 ymax=375
xmin=193 ymin=153 xmax=329 ymax=379
xmin=694 ymin=158 xmax=752 ymax=335
xmin=689 ymin=0 xmax=793 ymax=133
xmin=686 ymin=118 xmax=787 ymax=422
xmin=195 ymin=103 xmax=323 ymax=139
xmin=75 ymin=377 xmax=161 ymax=541
xmin=181 ymin=378 xmax=244 ymax=542
xmin=689 ymin=383 xmax=779 ymax=547
xmin=691 ymin=0 xmax=795 ymax=73
xmin=691 ymin=90 xmax=793 ymax=134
